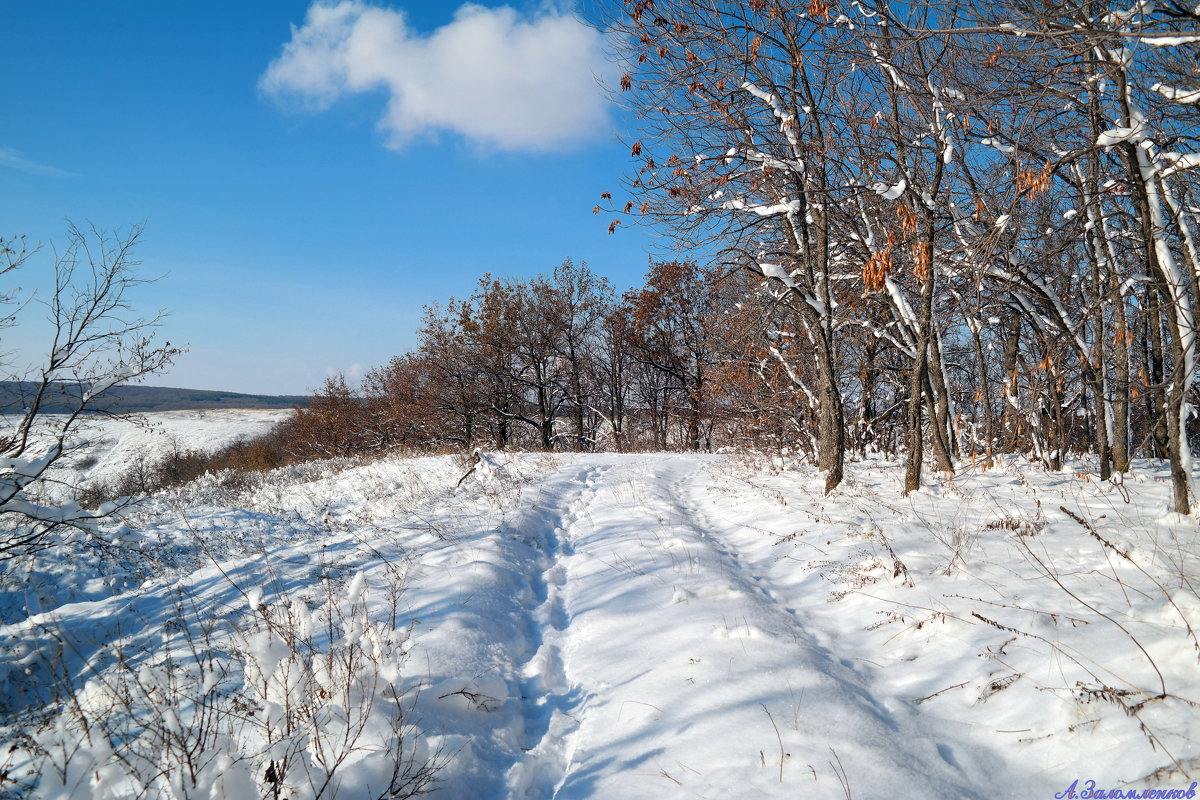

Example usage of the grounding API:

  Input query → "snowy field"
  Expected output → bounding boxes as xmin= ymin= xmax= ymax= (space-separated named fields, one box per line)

xmin=1 ymin=430 xmax=1198 ymax=798
xmin=51 ymin=408 xmax=294 ymax=489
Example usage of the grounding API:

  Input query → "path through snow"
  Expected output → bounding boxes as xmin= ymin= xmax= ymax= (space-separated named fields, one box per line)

xmin=446 ymin=455 xmax=1036 ymax=798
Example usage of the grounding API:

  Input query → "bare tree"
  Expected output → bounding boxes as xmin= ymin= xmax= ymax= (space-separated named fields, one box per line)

xmin=0 ymin=223 xmax=178 ymax=558
xmin=548 ymin=259 xmax=613 ymax=451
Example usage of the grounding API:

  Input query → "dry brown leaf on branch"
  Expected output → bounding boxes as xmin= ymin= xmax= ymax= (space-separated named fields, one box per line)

xmin=912 ymin=241 xmax=931 ymax=282
xmin=863 ymin=232 xmax=896 ymax=293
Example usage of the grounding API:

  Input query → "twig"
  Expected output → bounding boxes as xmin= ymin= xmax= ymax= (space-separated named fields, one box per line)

xmin=913 ymin=681 xmax=970 ymax=705
xmin=828 ymin=747 xmax=852 ymax=800
xmin=761 ymin=703 xmax=785 ymax=782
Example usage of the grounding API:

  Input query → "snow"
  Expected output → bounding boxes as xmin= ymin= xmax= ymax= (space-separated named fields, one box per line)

xmin=758 ymin=261 xmax=798 ymax=289
xmin=1153 ymin=83 xmax=1200 ymax=104
xmin=1097 ymin=127 xmax=1136 ymax=146
xmin=1142 ymin=34 xmax=1200 ymax=47
xmin=1162 ymin=152 xmax=1200 ymax=178
xmin=980 ymin=137 xmax=1014 ymax=154
xmin=1098 ymin=122 xmax=1147 ymax=147
xmin=2 ymin=427 xmax=1199 ymax=797
xmin=81 ymin=367 xmax=142 ymax=404
xmin=49 ymin=408 xmax=293 ymax=489
xmin=871 ymin=178 xmax=907 ymax=200
xmin=721 ymin=197 xmax=804 ymax=217
xmin=740 ymin=82 xmax=800 ymax=151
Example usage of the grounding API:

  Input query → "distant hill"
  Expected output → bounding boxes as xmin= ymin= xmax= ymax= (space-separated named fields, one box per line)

xmin=0 ymin=382 xmax=310 ymax=414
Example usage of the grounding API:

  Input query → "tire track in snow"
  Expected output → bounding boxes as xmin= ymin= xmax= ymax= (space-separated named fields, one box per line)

xmin=671 ymin=460 xmax=935 ymax=711
xmin=540 ymin=455 xmax=999 ymax=798
xmin=506 ymin=463 xmax=609 ymax=798
xmin=671 ymin=458 xmax=1027 ymax=795
xmin=665 ymin=459 xmax=909 ymax=728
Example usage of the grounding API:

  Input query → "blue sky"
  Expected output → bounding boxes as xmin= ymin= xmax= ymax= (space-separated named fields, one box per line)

xmin=0 ymin=1 xmax=651 ymax=394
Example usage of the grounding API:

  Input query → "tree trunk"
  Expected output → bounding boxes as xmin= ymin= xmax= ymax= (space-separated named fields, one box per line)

xmin=1001 ymin=312 xmax=1022 ymax=453
xmin=1125 ymin=128 xmax=1190 ymax=511
xmin=1049 ymin=365 xmax=1065 ymax=471
xmin=818 ymin=358 xmax=845 ymax=493
xmin=904 ymin=271 xmax=936 ymax=494
xmin=1111 ymin=287 xmax=1131 ymax=472
xmin=971 ymin=325 xmax=994 ymax=466
xmin=537 ymin=384 xmax=554 ymax=450
xmin=859 ymin=340 xmax=878 ymax=456
xmin=571 ymin=362 xmax=586 ymax=451
xmin=925 ymin=358 xmax=955 ymax=472
xmin=1147 ymin=283 xmax=1170 ymax=461
xmin=928 ymin=329 xmax=957 ymax=466
xmin=1089 ymin=367 xmax=1112 ymax=480
xmin=904 ymin=362 xmax=927 ymax=495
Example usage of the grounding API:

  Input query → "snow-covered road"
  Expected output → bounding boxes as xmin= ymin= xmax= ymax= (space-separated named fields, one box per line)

xmin=423 ymin=455 xmax=1033 ymax=798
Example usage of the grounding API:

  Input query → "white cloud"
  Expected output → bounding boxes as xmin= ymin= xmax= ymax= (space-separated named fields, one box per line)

xmin=0 ymin=147 xmax=75 ymax=178
xmin=260 ymin=2 xmax=613 ymax=151
xmin=325 ymin=362 xmax=364 ymax=382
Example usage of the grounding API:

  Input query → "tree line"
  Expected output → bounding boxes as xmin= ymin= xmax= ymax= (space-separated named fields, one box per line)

xmin=284 ymin=258 xmax=765 ymax=458
xmin=281 ymin=0 xmax=1200 ymax=512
